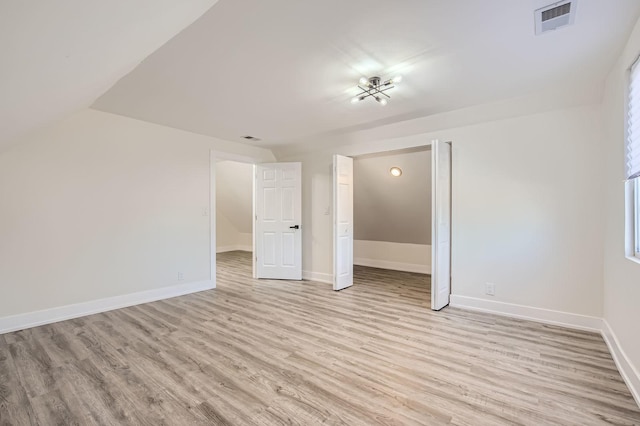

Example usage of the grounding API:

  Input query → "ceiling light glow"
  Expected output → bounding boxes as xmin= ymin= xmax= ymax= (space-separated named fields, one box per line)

xmin=390 ymin=167 xmax=402 ymax=177
xmin=351 ymin=75 xmax=398 ymax=105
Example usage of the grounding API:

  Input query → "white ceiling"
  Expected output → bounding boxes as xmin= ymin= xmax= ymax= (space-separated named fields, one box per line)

xmin=0 ymin=0 xmax=218 ymax=150
xmin=354 ymin=148 xmax=432 ymax=245
xmin=91 ymin=0 xmax=640 ymax=151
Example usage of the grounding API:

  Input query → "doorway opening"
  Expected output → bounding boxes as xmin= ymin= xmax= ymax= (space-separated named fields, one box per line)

xmin=352 ymin=146 xmax=433 ymax=280
xmin=211 ymin=153 xmax=304 ymax=286
xmin=214 ymin=160 xmax=255 ymax=282
xmin=346 ymin=147 xmax=433 ymax=300
xmin=332 ymin=140 xmax=451 ymax=310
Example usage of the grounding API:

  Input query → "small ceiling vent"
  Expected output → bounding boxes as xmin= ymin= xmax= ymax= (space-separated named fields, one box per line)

xmin=535 ymin=1 xmax=577 ymax=35
xmin=242 ymin=135 xmax=261 ymax=141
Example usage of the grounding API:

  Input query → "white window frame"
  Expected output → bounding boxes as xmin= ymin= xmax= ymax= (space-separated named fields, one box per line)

xmin=626 ymin=57 xmax=640 ymax=262
xmin=625 ymin=178 xmax=640 ymax=261
xmin=634 ymin=178 xmax=640 ymax=258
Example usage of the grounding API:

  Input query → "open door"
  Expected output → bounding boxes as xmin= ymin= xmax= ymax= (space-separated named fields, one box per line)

xmin=255 ymin=162 xmax=302 ymax=280
xmin=333 ymin=155 xmax=353 ymax=290
xmin=431 ymin=140 xmax=452 ymax=310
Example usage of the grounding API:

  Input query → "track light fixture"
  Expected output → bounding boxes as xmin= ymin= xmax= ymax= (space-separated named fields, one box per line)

xmin=351 ymin=75 xmax=402 ymax=105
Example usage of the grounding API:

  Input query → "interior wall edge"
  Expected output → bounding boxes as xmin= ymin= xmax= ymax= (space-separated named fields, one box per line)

xmin=216 ymin=245 xmax=252 ymax=253
xmin=0 ymin=279 xmax=213 ymax=335
xmin=602 ymin=319 xmax=640 ymax=408
xmin=450 ymin=295 xmax=603 ymax=332
xmin=353 ymin=258 xmax=431 ymax=274
xmin=353 ymin=241 xmax=432 ymax=274
xmin=302 ymin=271 xmax=333 ymax=284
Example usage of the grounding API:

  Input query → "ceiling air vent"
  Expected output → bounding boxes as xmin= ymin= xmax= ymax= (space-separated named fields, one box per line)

xmin=535 ymin=0 xmax=577 ymax=35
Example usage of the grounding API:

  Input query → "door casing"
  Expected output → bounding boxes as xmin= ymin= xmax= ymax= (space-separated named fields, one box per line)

xmin=332 ymin=140 xmax=451 ymax=308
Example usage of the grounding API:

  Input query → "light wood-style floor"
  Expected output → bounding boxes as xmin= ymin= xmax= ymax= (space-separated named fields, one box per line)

xmin=1 ymin=251 xmax=639 ymax=425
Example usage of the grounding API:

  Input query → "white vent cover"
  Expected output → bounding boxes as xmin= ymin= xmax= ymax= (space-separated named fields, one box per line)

xmin=535 ymin=0 xmax=578 ymax=35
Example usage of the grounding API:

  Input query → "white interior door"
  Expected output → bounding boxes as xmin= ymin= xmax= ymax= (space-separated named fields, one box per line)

xmin=255 ymin=162 xmax=302 ymax=280
xmin=431 ymin=140 xmax=452 ymax=310
xmin=333 ymin=155 xmax=353 ymax=291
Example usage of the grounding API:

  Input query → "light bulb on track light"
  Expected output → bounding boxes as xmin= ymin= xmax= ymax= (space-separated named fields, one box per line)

xmin=351 ymin=74 xmax=400 ymax=105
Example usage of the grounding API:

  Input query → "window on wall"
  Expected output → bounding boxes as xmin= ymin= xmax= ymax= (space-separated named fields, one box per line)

xmin=627 ymin=58 xmax=640 ymax=259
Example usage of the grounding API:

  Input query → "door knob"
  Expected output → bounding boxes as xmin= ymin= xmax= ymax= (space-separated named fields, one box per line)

xmin=289 ymin=225 xmax=300 ymax=229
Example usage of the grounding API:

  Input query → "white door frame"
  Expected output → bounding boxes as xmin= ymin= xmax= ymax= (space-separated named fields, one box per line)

xmin=332 ymin=139 xmax=451 ymax=307
xmin=209 ymin=150 xmax=263 ymax=287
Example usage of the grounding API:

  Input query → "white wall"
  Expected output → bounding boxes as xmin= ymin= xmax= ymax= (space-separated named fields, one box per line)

xmin=215 ymin=210 xmax=242 ymax=250
xmin=352 ymin=149 xmax=432 ymax=273
xmin=215 ymin=160 xmax=253 ymax=252
xmin=236 ymin=232 xmax=252 ymax=249
xmin=0 ymin=108 xmax=273 ymax=320
xmin=354 ymin=241 xmax=431 ymax=274
xmin=281 ymin=103 xmax=605 ymax=318
xmin=601 ymin=15 xmax=640 ymax=392
xmin=216 ymin=161 xmax=253 ymax=233
xmin=353 ymin=149 xmax=432 ymax=244
xmin=297 ymin=152 xmax=334 ymax=278
xmin=448 ymin=106 xmax=604 ymax=317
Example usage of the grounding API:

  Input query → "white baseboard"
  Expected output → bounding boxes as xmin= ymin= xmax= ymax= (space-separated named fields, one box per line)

xmin=0 ymin=280 xmax=214 ymax=335
xmin=302 ymin=270 xmax=333 ymax=284
xmin=216 ymin=245 xmax=252 ymax=253
xmin=354 ymin=258 xmax=431 ymax=274
xmin=450 ymin=295 xmax=639 ymax=409
xmin=601 ymin=320 xmax=640 ymax=407
xmin=449 ymin=295 xmax=602 ymax=332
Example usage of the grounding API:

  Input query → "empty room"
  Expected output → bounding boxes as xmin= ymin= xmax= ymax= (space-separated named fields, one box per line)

xmin=2 ymin=1 xmax=640 ymax=425
xmin=350 ymin=148 xmax=433 ymax=300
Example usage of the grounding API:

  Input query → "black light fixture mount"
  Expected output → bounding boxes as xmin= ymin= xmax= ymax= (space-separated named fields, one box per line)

xmin=351 ymin=75 xmax=402 ymax=106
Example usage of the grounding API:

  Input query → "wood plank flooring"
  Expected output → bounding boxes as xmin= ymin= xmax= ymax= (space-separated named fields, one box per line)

xmin=1 ymin=250 xmax=639 ymax=425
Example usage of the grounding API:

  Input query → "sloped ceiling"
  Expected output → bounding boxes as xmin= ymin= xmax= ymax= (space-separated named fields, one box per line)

xmin=216 ymin=161 xmax=253 ymax=233
xmin=354 ymin=149 xmax=431 ymax=245
xmin=0 ymin=0 xmax=218 ymax=150
xmin=92 ymin=0 xmax=640 ymax=151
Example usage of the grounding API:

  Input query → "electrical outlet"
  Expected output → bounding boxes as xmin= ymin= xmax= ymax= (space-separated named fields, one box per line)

xmin=178 ymin=272 xmax=184 ymax=281
xmin=485 ymin=282 xmax=496 ymax=296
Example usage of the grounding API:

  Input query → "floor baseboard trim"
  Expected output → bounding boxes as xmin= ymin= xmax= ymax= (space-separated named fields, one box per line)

xmin=449 ymin=295 xmax=603 ymax=332
xmin=429 ymin=295 xmax=640 ymax=409
xmin=354 ymin=258 xmax=431 ymax=274
xmin=216 ymin=245 xmax=252 ymax=253
xmin=0 ymin=280 xmax=214 ymax=335
xmin=601 ymin=319 xmax=640 ymax=408
xmin=302 ymin=271 xmax=333 ymax=284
